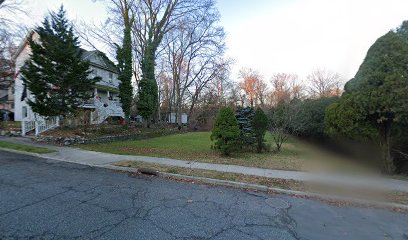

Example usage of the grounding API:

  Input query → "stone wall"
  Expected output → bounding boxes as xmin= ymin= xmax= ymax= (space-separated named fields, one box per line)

xmin=0 ymin=130 xmax=22 ymax=137
xmin=35 ymin=128 xmax=181 ymax=146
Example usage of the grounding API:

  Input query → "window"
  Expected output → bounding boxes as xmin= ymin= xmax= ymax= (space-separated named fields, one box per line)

xmin=109 ymin=72 xmax=113 ymax=79
xmin=93 ymin=69 xmax=98 ymax=75
xmin=22 ymin=106 xmax=27 ymax=118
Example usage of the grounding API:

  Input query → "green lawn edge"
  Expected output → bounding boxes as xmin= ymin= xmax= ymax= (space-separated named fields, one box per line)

xmin=0 ymin=141 xmax=57 ymax=154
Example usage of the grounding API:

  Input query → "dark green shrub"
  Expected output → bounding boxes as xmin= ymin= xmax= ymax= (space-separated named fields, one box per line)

xmin=252 ymin=108 xmax=269 ymax=153
xmin=291 ymin=97 xmax=338 ymax=140
xmin=211 ymin=107 xmax=240 ymax=155
xmin=235 ymin=107 xmax=256 ymax=147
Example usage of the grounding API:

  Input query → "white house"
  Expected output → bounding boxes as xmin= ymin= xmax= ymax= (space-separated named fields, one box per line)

xmin=168 ymin=112 xmax=188 ymax=124
xmin=13 ymin=31 xmax=125 ymax=135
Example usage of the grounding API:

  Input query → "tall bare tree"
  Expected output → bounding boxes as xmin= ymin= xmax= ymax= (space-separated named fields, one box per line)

xmin=0 ymin=31 xmax=15 ymax=87
xmin=254 ymin=78 xmax=268 ymax=107
xmin=239 ymin=68 xmax=262 ymax=107
xmin=269 ymin=73 xmax=295 ymax=106
xmin=224 ymin=82 xmax=241 ymax=107
xmin=289 ymin=77 xmax=305 ymax=100
xmin=161 ymin=0 xmax=226 ymax=125
xmin=131 ymin=0 xmax=213 ymax=122
xmin=0 ymin=0 xmax=26 ymax=86
xmin=307 ymin=68 xmax=343 ymax=98
xmin=188 ymin=59 xmax=231 ymax=119
xmin=86 ymin=0 xmax=231 ymax=124
xmin=0 ymin=0 xmax=26 ymax=31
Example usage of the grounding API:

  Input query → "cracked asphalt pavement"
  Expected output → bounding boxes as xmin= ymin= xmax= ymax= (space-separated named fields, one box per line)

xmin=1 ymin=151 xmax=408 ymax=240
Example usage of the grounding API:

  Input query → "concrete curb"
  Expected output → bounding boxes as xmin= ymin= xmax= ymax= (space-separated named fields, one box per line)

xmin=2 ymin=147 xmax=408 ymax=211
xmin=110 ymin=165 xmax=408 ymax=211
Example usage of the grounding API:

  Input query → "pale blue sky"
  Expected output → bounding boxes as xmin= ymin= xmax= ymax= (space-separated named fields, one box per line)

xmin=12 ymin=0 xmax=408 ymax=82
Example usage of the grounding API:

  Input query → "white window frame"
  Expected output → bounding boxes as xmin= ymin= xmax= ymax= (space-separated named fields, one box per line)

xmin=22 ymin=106 xmax=28 ymax=118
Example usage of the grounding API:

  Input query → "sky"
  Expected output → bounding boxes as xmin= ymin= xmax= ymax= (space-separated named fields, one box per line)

xmin=10 ymin=0 xmax=408 ymax=82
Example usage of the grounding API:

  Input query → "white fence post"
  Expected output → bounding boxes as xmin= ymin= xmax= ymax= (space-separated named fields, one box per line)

xmin=35 ymin=121 xmax=39 ymax=136
xmin=21 ymin=121 xmax=26 ymax=136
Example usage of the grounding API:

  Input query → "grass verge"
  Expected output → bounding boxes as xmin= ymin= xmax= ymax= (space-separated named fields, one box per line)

xmin=81 ymin=132 xmax=376 ymax=174
xmin=114 ymin=160 xmax=306 ymax=191
xmin=115 ymin=160 xmax=408 ymax=206
xmin=0 ymin=141 xmax=57 ymax=154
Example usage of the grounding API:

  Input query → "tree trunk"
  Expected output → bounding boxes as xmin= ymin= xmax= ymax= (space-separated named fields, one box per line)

xmin=188 ymin=90 xmax=200 ymax=121
xmin=175 ymin=84 xmax=182 ymax=127
xmin=379 ymin=122 xmax=396 ymax=174
xmin=177 ymin=104 xmax=182 ymax=127
xmin=257 ymin=139 xmax=262 ymax=153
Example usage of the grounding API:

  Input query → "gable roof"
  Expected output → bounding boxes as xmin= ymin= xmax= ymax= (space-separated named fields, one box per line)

xmin=13 ymin=30 xmax=118 ymax=74
xmin=13 ymin=30 xmax=35 ymax=60
xmin=80 ymin=49 xmax=118 ymax=74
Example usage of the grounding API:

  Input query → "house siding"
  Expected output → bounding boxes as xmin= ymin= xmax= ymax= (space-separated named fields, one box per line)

xmin=13 ymin=32 xmax=123 ymax=123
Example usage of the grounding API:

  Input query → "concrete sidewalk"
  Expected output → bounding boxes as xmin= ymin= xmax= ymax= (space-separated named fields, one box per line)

xmin=2 ymin=136 xmax=408 ymax=193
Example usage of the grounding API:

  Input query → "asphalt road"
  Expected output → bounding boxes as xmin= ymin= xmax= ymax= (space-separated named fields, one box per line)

xmin=0 ymin=151 xmax=407 ymax=240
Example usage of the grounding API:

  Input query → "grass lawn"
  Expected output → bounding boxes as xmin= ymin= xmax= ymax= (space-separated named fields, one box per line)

xmin=0 ymin=121 xmax=21 ymax=130
xmin=80 ymin=132 xmax=376 ymax=174
xmin=0 ymin=141 xmax=57 ymax=154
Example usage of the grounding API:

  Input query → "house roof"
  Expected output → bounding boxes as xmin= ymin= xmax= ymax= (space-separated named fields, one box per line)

xmin=80 ymin=49 xmax=118 ymax=74
xmin=13 ymin=30 xmax=118 ymax=74
xmin=12 ymin=30 xmax=35 ymax=60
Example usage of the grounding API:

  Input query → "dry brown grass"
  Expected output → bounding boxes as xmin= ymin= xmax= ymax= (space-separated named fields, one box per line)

xmin=115 ymin=160 xmax=408 ymax=206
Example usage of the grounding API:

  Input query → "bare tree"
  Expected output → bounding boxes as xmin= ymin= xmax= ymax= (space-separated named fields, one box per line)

xmin=239 ymin=68 xmax=262 ymax=107
xmin=269 ymin=101 xmax=302 ymax=152
xmin=0 ymin=0 xmax=27 ymax=86
xmin=307 ymin=68 xmax=343 ymax=98
xmin=0 ymin=33 xmax=15 ymax=85
xmin=0 ymin=0 xmax=26 ymax=30
xmin=224 ymin=81 xmax=241 ymax=107
xmin=254 ymin=78 xmax=268 ymax=107
xmin=290 ymin=77 xmax=305 ymax=100
xmin=85 ymin=0 xmax=231 ymax=123
xmin=160 ymin=0 xmax=227 ymax=125
xmin=269 ymin=73 xmax=295 ymax=106
xmin=76 ymin=0 xmax=134 ymax=58
xmin=187 ymin=59 xmax=231 ymax=118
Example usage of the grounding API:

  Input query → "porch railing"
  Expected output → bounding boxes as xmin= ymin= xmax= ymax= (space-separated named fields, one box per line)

xmin=21 ymin=116 xmax=59 ymax=136
xmin=21 ymin=121 xmax=36 ymax=136
xmin=36 ymin=116 xmax=59 ymax=136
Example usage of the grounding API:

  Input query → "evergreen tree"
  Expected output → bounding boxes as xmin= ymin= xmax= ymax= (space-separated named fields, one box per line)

xmin=235 ymin=107 xmax=256 ymax=147
xmin=326 ymin=23 xmax=408 ymax=173
xmin=21 ymin=6 xmax=98 ymax=120
xmin=116 ymin=19 xmax=133 ymax=120
xmin=137 ymin=77 xmax=157 ymax=125
xmin=137 ymin=49 xmax=158 ymax=124
xmin=211 ymin=107 xmax=240 ymax=156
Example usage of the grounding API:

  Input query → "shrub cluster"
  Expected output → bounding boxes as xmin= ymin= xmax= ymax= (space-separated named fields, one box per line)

xmin=267 ymin=97 xmax=338 ymax=141
xmin=211 ymin=107 xmax=269 ymax=155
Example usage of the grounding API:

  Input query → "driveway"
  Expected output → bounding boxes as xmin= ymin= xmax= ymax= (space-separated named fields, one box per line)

xmin=0 ymin=151 xmax=407 ymax=240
